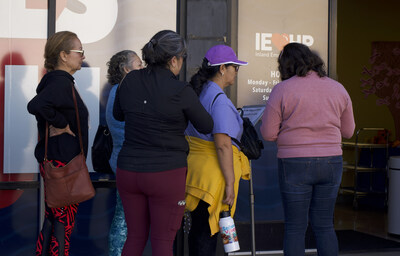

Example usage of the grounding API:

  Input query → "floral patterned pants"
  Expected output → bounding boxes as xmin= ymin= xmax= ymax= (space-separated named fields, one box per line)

xmin=109 ymin=190 xmax=128 ymax=256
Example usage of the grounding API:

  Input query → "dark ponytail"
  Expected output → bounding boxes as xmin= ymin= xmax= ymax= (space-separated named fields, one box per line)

xmin=142 ymin=30 xmax=186 ymax=69
xmin=189 ymin=58 xmax=220 ymax=96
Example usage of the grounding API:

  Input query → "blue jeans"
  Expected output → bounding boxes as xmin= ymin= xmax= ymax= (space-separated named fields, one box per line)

xmin=278 ymin=156 xmax=343 ymax=256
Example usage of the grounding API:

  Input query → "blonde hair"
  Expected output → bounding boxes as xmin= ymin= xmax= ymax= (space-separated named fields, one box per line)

xmin=44 ymin=31 xmax=78 ymax=71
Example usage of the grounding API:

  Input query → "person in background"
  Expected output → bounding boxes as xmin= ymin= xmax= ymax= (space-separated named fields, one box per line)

xmin=113 ymin=30 xmax=214 ymax=256
xmin=27 ymin=31 xmax=88 ymax=256
xmin=260 ymin=42 xmax=355 ymax=256
xmin=185 ymin=45 xmax=251 ymax=256
xmin=105 ymin=50 xmax=143 ymax=256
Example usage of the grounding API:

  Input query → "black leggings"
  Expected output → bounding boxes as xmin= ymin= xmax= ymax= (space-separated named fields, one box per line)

xmin=188 ymin=200 xmax=219 ymax=256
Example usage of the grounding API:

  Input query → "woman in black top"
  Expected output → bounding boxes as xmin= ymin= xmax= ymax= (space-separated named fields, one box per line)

xmin=27 ymin=31 xmax=88 ymax=256
xmin=113 ymin=30 xmax=214 ymax=256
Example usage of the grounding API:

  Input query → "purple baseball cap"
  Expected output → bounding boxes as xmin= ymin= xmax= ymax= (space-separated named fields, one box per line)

xmin=205 ymin=45 xmax=248 ymax=66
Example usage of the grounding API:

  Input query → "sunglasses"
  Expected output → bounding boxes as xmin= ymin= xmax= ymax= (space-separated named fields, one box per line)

xmin=231 ymin=65 xmax=240 ymax=72
xmin=70 ymin=49 xmax=85 ymax=57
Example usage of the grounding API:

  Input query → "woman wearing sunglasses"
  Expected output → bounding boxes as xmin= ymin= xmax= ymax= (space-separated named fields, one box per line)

xmin=27 ymin=31 xmax=88 ymax=256
xmin=185 ymin=45 xmax=251 ymax=256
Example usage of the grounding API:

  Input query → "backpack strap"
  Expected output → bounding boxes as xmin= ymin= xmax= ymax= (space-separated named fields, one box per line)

xmin=211 ymin=92 xmax=224 ymax=106
xmin=231 ymin=136 xmax=243 ymax=149
xmin=211 ymin=92 xmax=241 ymax=146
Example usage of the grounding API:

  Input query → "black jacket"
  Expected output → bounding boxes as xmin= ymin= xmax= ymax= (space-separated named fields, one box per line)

xmin=113 ymin=66 xmax=213 ymax=172
xmin=27 ymin=70 xmax=89 ymax=163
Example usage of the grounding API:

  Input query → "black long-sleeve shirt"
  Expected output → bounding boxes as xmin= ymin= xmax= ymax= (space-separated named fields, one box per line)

xmin=27 ymin=70 xmax=89 ymax=163
xmin=113 ymin=66 xmax=214 ymax=172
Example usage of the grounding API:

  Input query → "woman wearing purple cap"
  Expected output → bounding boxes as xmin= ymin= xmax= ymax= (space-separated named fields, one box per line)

xmin=185 ymin=45 xmax=251 ymax=256
xmin=261 ymin=43 xmax=355 ymax=256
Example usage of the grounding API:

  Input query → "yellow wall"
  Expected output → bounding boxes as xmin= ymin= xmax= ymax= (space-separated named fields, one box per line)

xmin=337 ymin=0 xmax=400 ymax=142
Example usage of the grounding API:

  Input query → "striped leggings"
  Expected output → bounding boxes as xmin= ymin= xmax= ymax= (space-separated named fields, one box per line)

xmin=35 ymin=160 xmax=79 ymax=256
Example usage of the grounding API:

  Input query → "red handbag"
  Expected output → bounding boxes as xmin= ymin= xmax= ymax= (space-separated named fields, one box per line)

xmin=43 ymin=84 xmax=95 ymax=208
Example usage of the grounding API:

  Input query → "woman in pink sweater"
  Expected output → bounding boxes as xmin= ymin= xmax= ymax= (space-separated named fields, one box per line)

xmin=260 ymin=43 xmax=355 ymax=256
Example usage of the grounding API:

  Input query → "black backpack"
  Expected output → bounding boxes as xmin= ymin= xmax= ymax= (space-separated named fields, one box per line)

xmin=232 ymin=110 xmax=264 ymax=160
xmin=212 ymin=93 xmax=264 ymax=160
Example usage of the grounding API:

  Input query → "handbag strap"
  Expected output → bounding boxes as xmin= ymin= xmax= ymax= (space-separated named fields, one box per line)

xmin=71 ymin=83 xmax=84 ymax=154
xmin=44 ymin=83 xmax=84 ymax=161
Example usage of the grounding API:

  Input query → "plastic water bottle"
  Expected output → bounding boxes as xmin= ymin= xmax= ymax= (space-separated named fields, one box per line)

xmin=219 ymin=210 xmax=240 ymax=253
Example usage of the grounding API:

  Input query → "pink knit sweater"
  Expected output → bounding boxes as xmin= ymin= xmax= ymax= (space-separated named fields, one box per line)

xmin=260 ymin=71 xmax=355 ymax=158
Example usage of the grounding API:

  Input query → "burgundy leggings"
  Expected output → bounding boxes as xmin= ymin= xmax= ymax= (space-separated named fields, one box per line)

xmin=116 ymin=167 xmax=187 ymax=256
